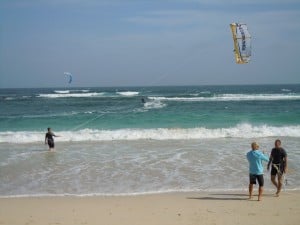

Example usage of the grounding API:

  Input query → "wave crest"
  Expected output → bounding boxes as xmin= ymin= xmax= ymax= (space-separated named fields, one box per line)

xmin=117 ymin=91 xmax=139 ymax=96
xmin=144 ymin=100 xmax=166 ymax=109
xmin=38 ymin=92 xmax=104 ymax=98
xmin=149 ymin=94 xmax=300 ymax=102
xmin=1 ymin=124 xmax=300 ymax=143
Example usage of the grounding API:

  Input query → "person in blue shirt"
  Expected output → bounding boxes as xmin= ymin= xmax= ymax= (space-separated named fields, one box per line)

xmin=246 ymin=142 xmax=269 ymax=201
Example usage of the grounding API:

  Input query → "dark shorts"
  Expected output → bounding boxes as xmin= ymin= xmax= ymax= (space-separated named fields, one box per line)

xmin=249 ymin=174 xmax=264 ymax=187
xmin=48 ymin=139 xmax=55 ymax=148
xmin=271 ymin=164 xmax=284 ymax=176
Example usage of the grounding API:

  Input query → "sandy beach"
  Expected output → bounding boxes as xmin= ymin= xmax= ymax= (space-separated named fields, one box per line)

xmin=1 ymin=191 xmax=299 ymax=225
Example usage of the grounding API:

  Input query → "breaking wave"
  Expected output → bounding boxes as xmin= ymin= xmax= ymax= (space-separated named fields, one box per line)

xmin=117 ymin=91 xmax=139 ymax=96
xmin=1 ymin=124 xmax=299 ymax=143
xmin=38 ymin=91 xmax=140 ymax=98
xmin=149 ymin=93 xmax=300 ymax=102
xmin=38 ymin=92 xmax=104 ymax=98
xmin=143 ymin=100 xmax=166 ymax=109
xmin=54 ymin=90 xmax=70 ymax=94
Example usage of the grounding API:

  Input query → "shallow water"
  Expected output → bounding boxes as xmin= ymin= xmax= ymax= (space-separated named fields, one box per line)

xmin=0 ymin=137 xmax=299 ymax=197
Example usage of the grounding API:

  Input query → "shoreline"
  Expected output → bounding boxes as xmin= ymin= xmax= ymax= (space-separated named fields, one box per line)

xmin=0 ymin=188 xmax=299 ymax=199
xmin=1 ymin=191 xmax=299 ymax=225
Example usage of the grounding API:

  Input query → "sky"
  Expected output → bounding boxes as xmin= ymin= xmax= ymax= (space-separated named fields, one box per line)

xmin=0 ymin=0 xmax=300 ymax=88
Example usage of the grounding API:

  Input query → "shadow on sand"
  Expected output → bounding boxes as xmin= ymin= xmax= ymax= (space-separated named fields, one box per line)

xmin=187 ymin=193 xmax=276 ymax=201
xmin=187 ymin=193 xmax=248 ymax=201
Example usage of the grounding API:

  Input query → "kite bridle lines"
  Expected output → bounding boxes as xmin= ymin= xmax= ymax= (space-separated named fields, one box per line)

xmin=70 ymin=44 xmax=203 ymax=131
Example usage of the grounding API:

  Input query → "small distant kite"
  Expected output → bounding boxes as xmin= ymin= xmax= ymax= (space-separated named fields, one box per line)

xmin=64 ymin=72 xmax=73 ymax=84
xmin=230 ymin=23 xmax=251 ymax=64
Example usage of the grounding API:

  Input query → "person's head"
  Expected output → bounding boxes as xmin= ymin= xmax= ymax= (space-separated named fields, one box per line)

xmin=275 ymin=139 xmax=281 ymax=148
xmin=251 ymin=142 xmax=259 ymax=150
xmin=47 ymin=127 xmax=51 ymax=132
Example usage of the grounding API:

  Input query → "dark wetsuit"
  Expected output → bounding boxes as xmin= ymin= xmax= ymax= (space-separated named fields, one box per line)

xmin=45 ymin=132 xmax=55 ymax=148
xmin=270 ymin=147 xmax=287 ymax=176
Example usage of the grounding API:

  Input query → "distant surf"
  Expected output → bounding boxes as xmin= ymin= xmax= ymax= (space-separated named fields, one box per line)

xmin=149 ymin=93 xmax=300 ymax=102
xmin=116 ymin=91 xmax=139 ymax=96
xmin=38 ymin=92 xmax=104 ymax=98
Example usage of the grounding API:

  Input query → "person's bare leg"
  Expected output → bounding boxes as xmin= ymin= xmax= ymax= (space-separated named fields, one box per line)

xmin=276 ymin=175 xmax=283 ymax=196
xmin=271 ymin=175 xmax=278 ymax=195
xmin=258 ymin=186 xmax=263 ymax=201
xmin=248 ymin=184 xmax=253 ymax=200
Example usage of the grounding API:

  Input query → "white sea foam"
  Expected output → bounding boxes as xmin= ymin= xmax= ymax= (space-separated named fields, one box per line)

xmin=54 ymin=90 xmax=70 ymax=94
xmin=3 ymin=96 xmax=31 ymax=100
xmin=1 ymin=136 xmax=299 ymax=197
xmin=4 ymin=97 xmax=15 ymax=100
xmin=149 ymin=93 xmax=300 ymax=102
xmin=144 ymin=100 xmax=166 ymax=109
xmin=1 ymin=124 xmax=300 ymax=143
xmin=189 ymin=91 xmax=211 ymax=96
xmin=38 ymin=92 xmax=104 ymax=98
xmin=117 ymin=91 xmax=139 ymax=96
xmin=281 ymin=89 xmax=291 ymax=92
xmin=2 ymin=188 xmax=300 ymax=198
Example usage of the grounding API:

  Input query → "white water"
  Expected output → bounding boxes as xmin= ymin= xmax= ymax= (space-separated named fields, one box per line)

xmin=143 ymin=99 xmax=166 ymax=109
xmin=38 ymin=92 xmax=104 ymax=98
xmin=0 ymin=138 xmax=299 ymax=197
xmin=1 ymin=124 xmax=300 ymax=144
xmin=149 ymin=93 xmax=300 ymax=102
xmin=117 ymin=91 xmax=139 ymax=96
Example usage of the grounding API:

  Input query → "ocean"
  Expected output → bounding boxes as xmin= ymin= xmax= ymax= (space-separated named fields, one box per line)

xmin=0 ymin=84 xmax=300 ymax=197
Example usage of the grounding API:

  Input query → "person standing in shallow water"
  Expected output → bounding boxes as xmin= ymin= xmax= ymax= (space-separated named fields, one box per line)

xmin=246 ymin=142 xmax=269 ymax=201
xmin=45 ymin=127 xmax=60 ymax=151
xmin=267 ymin=139 xmax=288 ymax=197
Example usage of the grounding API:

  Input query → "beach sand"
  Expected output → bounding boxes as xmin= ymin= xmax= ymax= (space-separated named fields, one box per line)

xmin=0 ymin=191 xmax=299 ymax=225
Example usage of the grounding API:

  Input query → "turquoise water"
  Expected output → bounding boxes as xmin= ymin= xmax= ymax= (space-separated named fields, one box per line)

xmin=0 ymin=84 xmax=300 ymax=196
xmin=1 ymin=84 xmax=300 ymax=133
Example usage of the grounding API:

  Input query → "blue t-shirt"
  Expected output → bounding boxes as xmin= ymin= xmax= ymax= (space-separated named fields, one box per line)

xmin=246 ymin=150 xmax=269 ymax=175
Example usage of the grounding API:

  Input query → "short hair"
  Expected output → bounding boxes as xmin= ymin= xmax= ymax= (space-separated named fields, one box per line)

xmin=251 ymin=142 xmax=259 ymax=150
xmin=275 ymin=139 xmax=281 ymax=145
xmin=47 ymin=127 xmax=51 ymax=131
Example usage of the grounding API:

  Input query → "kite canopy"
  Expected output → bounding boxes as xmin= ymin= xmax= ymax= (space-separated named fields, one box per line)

xmin=64 ymin=72 xmax=73 ymax=84
xmin=230 ymin=23 xmax=251 ymax=64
